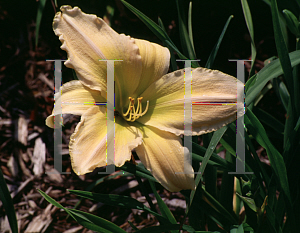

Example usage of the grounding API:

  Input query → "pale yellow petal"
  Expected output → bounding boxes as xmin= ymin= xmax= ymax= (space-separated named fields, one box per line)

xmin=53 ymin=6 xmax=142 ymax=101
xmin=135 ymin=125 xmax=195 ymax=192
xmin=114 ymin=118 xmax=143 ymax=167
xmin=133 ymin=39 xmax=170 ymax=97
xmin=137 ymin=67 xmax=244 ymax=136
xmin=69 ymin=106 xmax=142 ymax=175
xmin=46 ymin=80 xmax=105 ymax=128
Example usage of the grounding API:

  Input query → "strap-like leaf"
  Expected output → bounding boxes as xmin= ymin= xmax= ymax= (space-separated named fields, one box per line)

xmin=35 ymin=0 xmax=47 ymax=47
xmin=188 ymin=126 xmax=228 ymax=214
xmin=175 ymin=0 xmax=197 ymax=61
xmin=205 ymin=15 xmax=233 ymax=69
xmin=0 ymin=168 xmax=18 ymax=233
xmin=120 ymin=0 xmax=199 ymax=68
xmin=120 ymin=162 xmax=157 ymax=182
xmin=246 ymin=50 xmax=300 ymax=106
xmin=68 ymin=209 xmax=127 ymax=233
xmin=282 ymin=9 xmax=300 ymax=37
xmin=245 ymin=109 xmax=295 ymax=229
xmin=38 ymin=189 xmax=126 ymax=233
xmin=241 ymin=0 xmax=257 ymax=77
xmin=68 ymin=189 xmax=166 ymax=222
xmin=149 ymin=180 xmax=177 ymax=229
xmin=270 ymin=0 xmax=295 ymax=116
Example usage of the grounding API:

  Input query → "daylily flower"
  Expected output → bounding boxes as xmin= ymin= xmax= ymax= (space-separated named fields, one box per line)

xmin=46 ymin=6 xmax=244 ymax=192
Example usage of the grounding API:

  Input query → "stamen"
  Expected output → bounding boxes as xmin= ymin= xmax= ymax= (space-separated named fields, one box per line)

xmin=123 ymin=97 xmax=133 ymax=116
xmin=137 ymin=97 xmax=143 ymax=115
xmin=135 ymin=98 xmax=141 ymax=115
xmin=140 ymin=100 xmax=149 ymax=116
xmin=127 ymin=106 xmax=133 ymax=121
xmin=122 ymin=97 xmax=149 ymax=122
xmin=131 ymin=103 xmax=137 ymax=121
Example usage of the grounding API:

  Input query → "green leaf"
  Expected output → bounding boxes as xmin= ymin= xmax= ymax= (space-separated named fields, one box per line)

xmin=128 ymin=220 xmax=139 ymax=231
xmin=68 ymin=189 xmax=165 ymax=221
xmin=38 ymin=189 xmax=126 ymax=233
xmin=164 ymin=40 xmax=190 ymax=61
xmin=135 ymin=175 xmax=157 ymax=217
xmin=236 ymin=193 xmax=257 ymax=212
xmin=135 ymin=224 xmax=197 ymax=233
xmin=253 ymin=107 xmax=284 ymax=134
xmin=230 ymin=223 xmax=244 ymax=233
xmin=293 ymin=39 xmax=300 ymax=116
xmin=232 ymin=223 xmax=253 ymax=233
xmin=271 ymin=77 xmax=289 ymax=111
xmin=205 ymin=15 xmax=234 ymax=69
xmin=0 ymin=168 xmax=18 ymax=233
xmin=38 ymin=189 xmax=71 ymax=213
xmin=120 ymin=0 xmax=167 ymax=42
xmin=245 ymin=109 xmax=295 ymax=229
xmin=282 ymin=9 xmax=300 ymax=37
xmin=73 ymin=171 xmax=129 ymax=210
xmin=149 ymin=181 xmax=177 ymax=226
xmin=220 ymin=124 xmax=255 ymax=178
xmin=202 ymin=187 xmax=239 ymax=225
xmin=283 ymin=99 xmax=294 ymax=149
xmin=283 ymin=114 xmax=300 ymax=168
xmin=119 ymin=162 xmax=157 ymax=182
xmin=241 ymin=0 xmax=257 ymax=77
xmin=219 ymin=138 xmax=236 ymax=159
xmin=192 ymin=140 xmax=238 ymax=171
xmin=245 ymin=110 xmax=287 ymax=189
xmin=205 ymin=165 xmax=218 ymax=230
xmin=35 ymin=0 xmax=47 ymax=47
xmin=278 ymin=81 xmax=289 ymax=111
xmin=243 ymin=223 xmax=254 ymax=232
xmin=192 ymin=152 xmax=235 ymax=172
xmin=246 ymin=50 xmax=300 ymax=106
xmin=68 ymin=209 xmax=127 ymax=233
xmin=253 ymin=82 xmax=272 ymax=107
xmin=244 ymin=131 xmax=270 ymax=187
xmin=175 ymin=0 xmax=198 ymax=61
xmin=188 ymin=126 xmax=228 ymax=214
xmin=188 ymin=1 xmax=195 ymax=53
xmin=270 ymin=0 xmax=295 ymax=115
xmin=245 ymin=73 xmax=257 ymax=93
xmin=219 ymin=151 xmax=235 ymax=214
xmin=120 ymin=0 xmax=200 ymax=68
xmin=69 ymin=190 xmax=147 ymax=209
xmin=266 ymin=205 xmax=283 ymax=233
xmin=274 ymin=193 xmax=286 ymax=229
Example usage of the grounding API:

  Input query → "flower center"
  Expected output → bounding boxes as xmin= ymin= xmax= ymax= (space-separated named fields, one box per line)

xmin=122 ymin=97 xmax=149 ymax=122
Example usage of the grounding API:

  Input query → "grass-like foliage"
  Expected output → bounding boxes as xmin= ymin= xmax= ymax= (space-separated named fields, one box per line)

xmin=1 ymin=0 xmax=300 ymax=232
